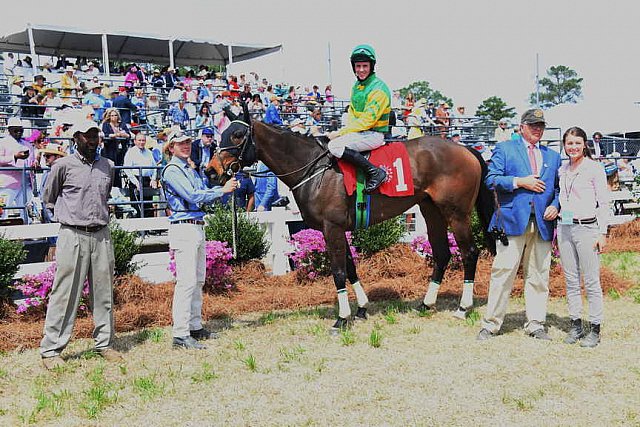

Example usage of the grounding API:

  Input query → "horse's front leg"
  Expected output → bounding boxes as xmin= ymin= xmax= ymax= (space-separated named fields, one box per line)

xmin=345 ymin=235 xmax=368 ymax=320
xmin=324 ymin=224 xmax=351 ymax=332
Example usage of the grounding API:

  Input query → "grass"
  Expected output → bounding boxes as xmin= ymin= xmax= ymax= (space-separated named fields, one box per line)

xmin=0 ymin=297 xmax=639 ymax=425
xmin=602 ymin=251 xmax=640 ymax=284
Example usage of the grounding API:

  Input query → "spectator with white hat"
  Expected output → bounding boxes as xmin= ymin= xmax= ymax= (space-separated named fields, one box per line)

xmin=494 ymin=117 xmax=513 ymax=142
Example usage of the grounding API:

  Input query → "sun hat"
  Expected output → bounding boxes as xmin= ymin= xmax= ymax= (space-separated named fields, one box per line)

xmin=7 ymin=117 xmax=26 ymax=128
xmin=39 ymin=143 xmax=67 ymax=157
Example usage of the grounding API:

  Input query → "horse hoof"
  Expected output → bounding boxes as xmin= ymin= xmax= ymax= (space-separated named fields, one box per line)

xmin=329 ymin=317 xmax=351 ymax=336
xmin=452 ymin=307 xmax=470 ymax=320
xmin=353 ymin=307 xmax=368 ymax=321
xmin=413 ymin=303 xmax=434 ymax=315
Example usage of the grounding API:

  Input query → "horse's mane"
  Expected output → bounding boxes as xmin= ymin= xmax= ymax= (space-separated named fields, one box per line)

xmin=261 ymin=122 xmax=329 ymax=149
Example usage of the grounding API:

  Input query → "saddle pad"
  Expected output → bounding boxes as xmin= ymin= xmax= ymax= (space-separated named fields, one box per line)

xmin=338 ymin=142 xmax=414 ymax=197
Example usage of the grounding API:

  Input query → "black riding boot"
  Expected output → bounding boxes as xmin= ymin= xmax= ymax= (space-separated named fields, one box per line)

xmin=341 ymin=148 xmax=387 ymax=193
xmin=564 ymin=318 xmax=584 ymax=344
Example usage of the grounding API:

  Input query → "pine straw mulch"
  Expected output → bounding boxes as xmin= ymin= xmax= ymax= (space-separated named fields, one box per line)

xmin=2 ymin=220 xmax=639 ymax=352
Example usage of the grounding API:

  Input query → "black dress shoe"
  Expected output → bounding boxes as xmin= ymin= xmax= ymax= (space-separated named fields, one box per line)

xmin=173 ymin=336 xmax=207 ymax=350
xmin=190 ymin=328 xmax=219 ymax=341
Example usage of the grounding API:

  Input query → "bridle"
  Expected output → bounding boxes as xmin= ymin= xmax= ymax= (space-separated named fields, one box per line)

xmin=216 ymin=122 xmax=332 ymax=191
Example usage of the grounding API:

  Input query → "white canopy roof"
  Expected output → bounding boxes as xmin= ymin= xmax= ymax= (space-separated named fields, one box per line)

xmin=0 ymin=24 xmax=281 ymax=67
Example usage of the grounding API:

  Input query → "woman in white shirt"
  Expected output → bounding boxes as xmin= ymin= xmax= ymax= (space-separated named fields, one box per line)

xmin=557 ymin=126 xmax=610 ymax=348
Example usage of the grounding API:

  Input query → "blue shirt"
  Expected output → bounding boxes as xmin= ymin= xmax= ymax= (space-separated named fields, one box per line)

xmin=162 ymin=156 xmax=225 ymax=222
xmin=263 ymin=104 xmax=283 ymax=125
xmin=254 ymin=162 xmax=280 ymax=211
xmin=221 ymin=171 xmax=255 ymax=209
xmin=168 ymin=105 xmax=190 ymax=127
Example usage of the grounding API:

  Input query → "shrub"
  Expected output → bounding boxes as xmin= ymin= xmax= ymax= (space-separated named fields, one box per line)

xmin=13 ymin=263 xmax=90 ymax=314
xmin=204 ymin=204 xmax=270 ymax=263
xmin=109 ymin=222 xmax=142 ymax=276
xmin=168 ymin=240 xmax=234 ymax=290
xmin=470 ymin=210 xmax=487 ymax=252
xmin=352 ymin=216 xmax=406 ymax=256
xmin=410 ymin=232 xmax=462 ymax=269
xmin=287 ymin=229 xmax=358 ymax=280
xmin=0 ymin=237 xmax=26 ymax=299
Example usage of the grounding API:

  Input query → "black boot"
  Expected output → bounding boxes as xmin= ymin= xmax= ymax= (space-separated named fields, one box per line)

xmin=341 ymin=148 xmax=387 ymax=193
xmin=564 ymin=318 xmax=584 ymax=344
xmin=580 ymin=323 xmax=601 ymax=348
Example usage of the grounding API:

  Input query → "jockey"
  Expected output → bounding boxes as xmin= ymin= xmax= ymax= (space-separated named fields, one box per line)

xmin=327 ymin=44 xmax=390 ymax=193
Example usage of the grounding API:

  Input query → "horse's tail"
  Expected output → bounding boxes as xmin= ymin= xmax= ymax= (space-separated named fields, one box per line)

xmin=467 ymin=147 xmax=496 ymax=255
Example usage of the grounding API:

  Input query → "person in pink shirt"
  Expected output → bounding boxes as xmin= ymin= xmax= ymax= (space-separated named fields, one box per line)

xmin=0 ymin=117 xmax=35 ymax=221
xmin=557 ymin=126 xmax=610 ymax=348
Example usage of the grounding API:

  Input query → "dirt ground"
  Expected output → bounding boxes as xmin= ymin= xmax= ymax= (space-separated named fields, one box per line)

xmin=1 ymin=220 xmax=638 ymax=352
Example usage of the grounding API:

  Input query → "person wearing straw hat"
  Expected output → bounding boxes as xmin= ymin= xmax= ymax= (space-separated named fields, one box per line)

xmin=60 ymin=65 xmax=79 ymax=99
xmin=32 ymin=74 xmax=46 ymax=93
xmin=161 ymin=130 xmax=238 ymax=350
xmin=39 ymin=117 xmax=124 ymax=370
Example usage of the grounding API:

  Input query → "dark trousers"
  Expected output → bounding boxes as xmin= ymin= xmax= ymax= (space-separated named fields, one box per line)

xmin=128 ymin=176 xmax=154 ymax=218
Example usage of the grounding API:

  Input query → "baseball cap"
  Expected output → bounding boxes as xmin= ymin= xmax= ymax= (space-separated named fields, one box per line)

xmin=169 ymin=130 xmax=192 ymax=143
xmin=520 ymin=108 xmax=546 ymax=125
xmin=202 ymin=127 xmax=215 ymax=136
xmin=72 ymin=120 xmax=100 ymax=134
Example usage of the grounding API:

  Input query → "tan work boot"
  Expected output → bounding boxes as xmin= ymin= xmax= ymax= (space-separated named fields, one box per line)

xmin=41 ymin=356 xmax=65 ymax=370
xmin=98 ymin=349 xmax=125 ymax=363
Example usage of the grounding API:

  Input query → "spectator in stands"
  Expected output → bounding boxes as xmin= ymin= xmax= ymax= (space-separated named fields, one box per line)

xmin=123 ymin=131 xmax=158 ymax=218
xmin=20 ymin=85 xmax=44 ymax=121
xmin=82 ymin=82 xmax=107 ymax=122
xmin=163 ymin=67 xmax=178 ymax=91
xmin=254 ymin=160 xmax=280 ymax=211
xmin=183 ymin=84 xmax=198 ymax=121
xmin=190 ymin=127 xmax=216 ymax=187
xmin=239 ymin=84 xmax=253 ymax=103
xmin=112 ymin=86 xmax=138 ymax=126
xmin=9 ymin=75 xmax=24 ymax=114
xmin=40 ymin=118 xmax=124 ymax=369
xmin=54 ymin=55 xmax=68 ymax=70
xmin=305 ymin=107 xmax=323 ymax=136
xmin=221 ymin=170 xmax=255 ymax=211
xmin=435 ymin=101 xmax=451 ymax=138
xmin=183 ymin=70 xmax=196 ymax=86
xmin=556 ymin=126 xmax=609 ymax=348
xmin=325 ymin=85 xmax=334 ymax=103
xmin=307 ymin=85 xmax=322 ymax=103
xmin=60 ymin=66 xmax=80 ymax=100
xmin=151 ymin=69 xmax=164 ymax=88
xmin=195 ymin=102 xmax=213 ymax=129
xmin=3 ymin=52 xmax=15 ymax=76
xmin=86 ymin=62 xmax=100 ymax=77
xmin=41 ymin=87 xmax=61 ymax=124
xmin=407 ymin=98 xmax=428 ymax=139
xmin=168 ymin=98 xmax=190 ymax=129
xmin=32 ymin=74 xmax=46 ymax=93
xmin=0 ymin=117 xmax=34 ymax=221
xmin=494 ymin=117 xmax=513 ymax=142
xmin=146 ymin=91 xmax=163 ymax=130
xmin=123 ymin=65 xmax=140 ymax=91
xmin=22 ymin=56 xmax=34 ymax=79
xmin=101 ymin=107 xmax=131 ymax=164
xmin=135 ymin=65 xmax=147 ymax=86
xmin=248 ymin=93 xmax=265 ymax=120
xmin=589 ymin=131 xmax=604 ymax=158
xmin=264 ymin=95 xmax=284 ymax=125
xmin=131 ymin=88 xmax=147 ymax=125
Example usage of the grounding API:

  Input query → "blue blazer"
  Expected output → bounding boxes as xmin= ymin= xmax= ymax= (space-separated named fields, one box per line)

xmin=485 ymin=138 xmax=561 ymax=241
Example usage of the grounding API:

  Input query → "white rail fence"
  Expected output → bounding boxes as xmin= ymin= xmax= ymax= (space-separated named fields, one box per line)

xmin=3 ymin=206 xmax=428 ymax=284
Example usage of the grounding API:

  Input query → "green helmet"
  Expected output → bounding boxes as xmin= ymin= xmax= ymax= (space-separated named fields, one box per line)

xmin=350 ymin=44 xmax=376 ymax=64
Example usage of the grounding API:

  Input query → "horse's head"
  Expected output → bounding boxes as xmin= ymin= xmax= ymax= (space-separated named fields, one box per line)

xmin=205 ymin=120 xmax=256 ymax=184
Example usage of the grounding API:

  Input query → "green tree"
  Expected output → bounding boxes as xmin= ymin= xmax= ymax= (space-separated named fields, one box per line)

xmin=530 ymin=65 xmax=583 ymax=108
xmin=475 ymin=96 xmax=516 ymax=122
xmin=397 ymin=81 xmax=452 ymax=106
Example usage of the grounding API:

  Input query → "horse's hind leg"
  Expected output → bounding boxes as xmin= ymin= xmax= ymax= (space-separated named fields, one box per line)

xmin=345 ymin=236 xmax=368 ymax=320
xmin=449 ymin=214 xmax=479 ymax=319
xmin=417 ymin=199 xmax=451 ymax=311
xmin=324 ymin=223 xmax=351 ymax=331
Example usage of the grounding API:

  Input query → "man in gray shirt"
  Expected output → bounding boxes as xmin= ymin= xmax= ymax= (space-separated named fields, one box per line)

xmin=40 ymin=117 xmax=124 ymax=370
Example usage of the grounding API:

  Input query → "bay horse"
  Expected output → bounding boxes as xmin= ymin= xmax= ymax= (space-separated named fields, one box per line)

xmin=207 ymin=120 xmax=495 ymax=330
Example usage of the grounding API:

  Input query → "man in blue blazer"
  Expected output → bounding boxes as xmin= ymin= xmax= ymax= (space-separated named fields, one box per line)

xmin=478 ymin=108 xmax=561 ymax=341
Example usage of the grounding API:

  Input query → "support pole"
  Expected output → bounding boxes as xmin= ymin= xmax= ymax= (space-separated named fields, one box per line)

xmin=102 ymin=33 xmax=110 ymax=77
xmin=27 ymin=23 xmax=39 ymax=70
xmin=169 ymin=39 xmax=175 ymax=70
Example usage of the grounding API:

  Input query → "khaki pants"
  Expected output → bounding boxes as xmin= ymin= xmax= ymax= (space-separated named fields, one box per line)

xmin=169 ymin=223 xmax=206 ymax=338
xmin=40 ymin=226 xmax=115 ymax=357
xmin=481 ymin=218 xmax=551 ymax=334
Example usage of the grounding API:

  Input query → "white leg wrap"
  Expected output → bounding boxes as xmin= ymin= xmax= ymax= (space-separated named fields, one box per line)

xmin=460 ymin=281 xmax=474 ymax=309
xmin=423 ymin=281 xmax=440 ymax=307
xmin=352 ymin=281 xmax=369 ymax=308
xmin=337 ymin=290 xmax=351 ymax=318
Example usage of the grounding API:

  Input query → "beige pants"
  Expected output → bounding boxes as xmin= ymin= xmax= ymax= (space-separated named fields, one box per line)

xmin=481 ymin=218 xmax=551 ymax=334
xmin=169 ymin=223 xmax=206 ymax=338
xmin=40 ymin=226 xmax=115 ymax=357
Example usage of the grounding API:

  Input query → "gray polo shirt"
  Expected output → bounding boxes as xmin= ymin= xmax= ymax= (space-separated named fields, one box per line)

xmin=43 ymin=152 xmax=114 ymax=227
